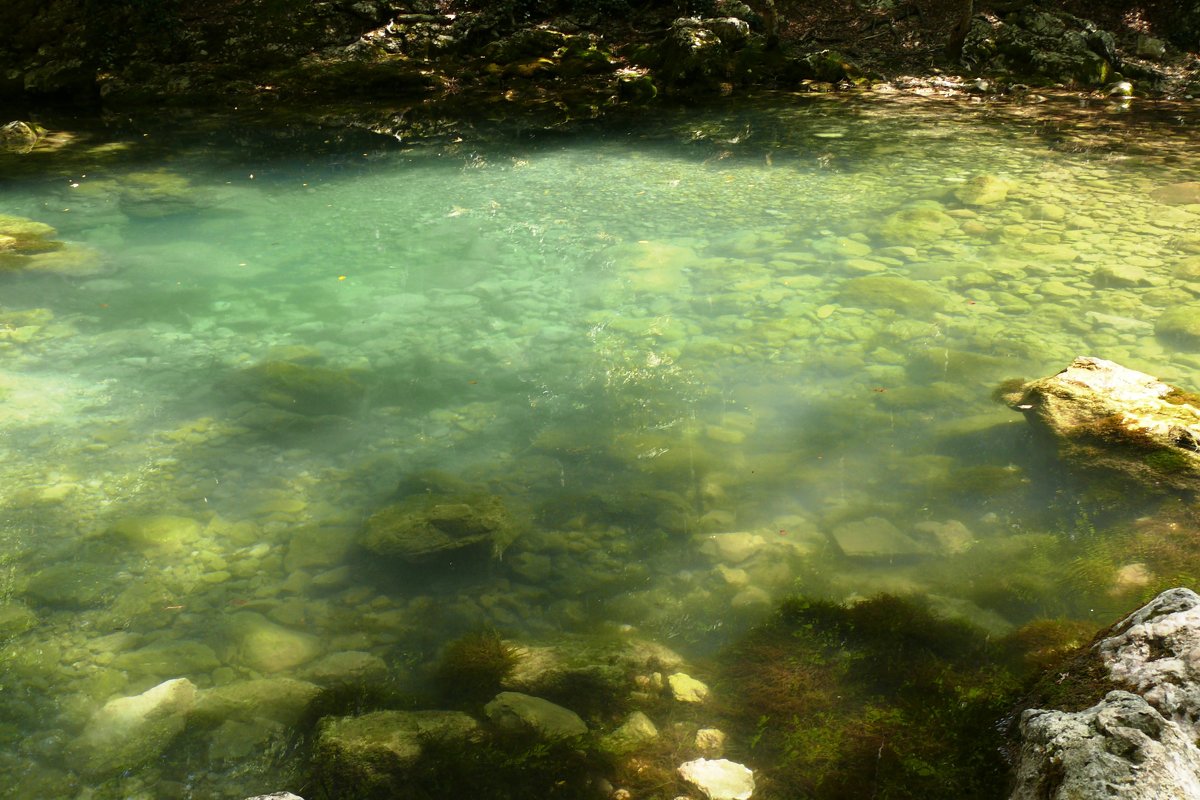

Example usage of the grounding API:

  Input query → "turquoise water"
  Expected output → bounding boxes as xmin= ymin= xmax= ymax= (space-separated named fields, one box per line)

xmin=2 ymin=95 xmax=1200 ymax=797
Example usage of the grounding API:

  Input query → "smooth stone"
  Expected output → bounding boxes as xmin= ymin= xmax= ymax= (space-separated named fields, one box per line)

xmin=1156 ymin=304 xmax=1200 ymax=349
xmin=223 ymin=612 xmax=322 ymax=673
xmin=301 ymin=651 xmax=388 ymax=687
xmin=875 ymin=204 xmax=956 ymax=246
xmin=1150 ymin=182 xmax=1200 ymax=206
xmin=194 ymin=677 xmax=322 ymax=725
xmin=111 ymin=639 xmax=221 ymax=678
xmin=316 ymin=709 xmax=480 ymax=784
xmin=677 ymin=758 xmax=756 ymax=800
xmin=243 ymin=794 xmax=305 ymax=800
xmin=108 ymin=515 xmax=202 ymax=549
xmin=484 ymin=691 xmax=588 ymax=738
xmin=1093 ymin=263 xmax=1150 ymax=288
xmin=830 ymin=517 xmax=926 ymax=557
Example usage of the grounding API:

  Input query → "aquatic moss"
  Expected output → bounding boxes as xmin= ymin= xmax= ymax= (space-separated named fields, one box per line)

xmin=718 ymin=595 xmax=1021 ymax=799
xmin=433 ymin=629 xmax=522 ymax=706
xmin=1144 ymin=448 xmax=1194 ymax=474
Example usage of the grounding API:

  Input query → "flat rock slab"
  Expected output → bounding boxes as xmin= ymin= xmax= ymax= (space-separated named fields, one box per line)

xmin=830 ymin=516 xmax=926 ymax=557
xmin=1002 ymin=356 xmax=1200 ymax=493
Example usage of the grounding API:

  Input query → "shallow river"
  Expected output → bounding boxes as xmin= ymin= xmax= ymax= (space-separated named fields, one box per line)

xmin=2 ymin=93 xmax=1200 ymax=798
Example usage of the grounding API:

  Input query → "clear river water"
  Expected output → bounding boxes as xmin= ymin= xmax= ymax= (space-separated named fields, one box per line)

xmin=2 ymin=93 xmax=1200 ymax=798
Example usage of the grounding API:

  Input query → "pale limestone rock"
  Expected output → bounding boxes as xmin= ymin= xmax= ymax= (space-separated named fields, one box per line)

xmin=1011 ymin=589 xmax=1200 ymax=799
xmin=75 ymin=677 xmax=197 ymax=777
xmin=1011 ymin=692 xmax=1200 ymax=800
xmin=678 ymin=758 xmax=755 ymax=800
xmin=668 ymin=672 xmax=710 ymax=703
xmin=1096 ymin=588 xmax=1200 ymax=734
xmin=1002 ymin=357 xmax=1200 ymax=493
xmin=484 ymin=691 xmax=587 ymax=738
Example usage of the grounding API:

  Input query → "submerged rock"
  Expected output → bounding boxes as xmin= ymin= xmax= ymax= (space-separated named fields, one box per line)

xmin=361 ymin=492 xmax=518 ymax=561
xmin=73 ymin=678 xmax=197 ymax=777
xmin=1150 ymin=182 xmax=1200 ymax=206
xmin=954 ymin=174 xmax=1013 ymax=206
xmin=222 ymin=612 xmax=322 ymax=673
xmin=316 ymin=709 xmax=480 ymax=792
xmin=1001 ymin=357 xmax=1200 ymax=493
xmin=484 ymin=691 xmax=588 ymax=739
xmin=677 ymin=758 xmax=755 ymax=800
xmin=234 ymin=359 xmax=366 ymax=416
xmin=1011 ymin=589 xmax=1200 ymax=800
xmin=874 ymin=203 xmax=957 ymax=246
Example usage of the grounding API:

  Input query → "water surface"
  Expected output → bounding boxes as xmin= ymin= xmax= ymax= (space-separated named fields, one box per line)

xmin=2 ymin=94 xmax=1200 ymax=797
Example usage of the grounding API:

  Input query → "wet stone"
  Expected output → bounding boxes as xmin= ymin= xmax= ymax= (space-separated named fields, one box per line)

xmin=484 ymin=691 xmax=588 ymax=738
xmin=830 ymin=517 xmax=926 ymax=558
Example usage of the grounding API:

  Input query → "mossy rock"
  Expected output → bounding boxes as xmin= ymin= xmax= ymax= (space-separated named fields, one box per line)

xmin=875 ymin=203 xmax=957 ymax=246
xmin=837 ymin=275 xmax=949 ymax=313
xmin=617 ymin=73 xmax=658 ymax=102
xmin=117 ymin=170 xmax=202 ymax=218
xmin=235 ymin=359 xmax=366 ymax=416
xmin=361 ymin=492 xmax=519 ymax=561
xmin=954 ymin=174 xmax=1014 ymax=206
xmin=315 ymin=709 xmax=482 ymax=794
xmin=1155 ymin=304 xmax=1200 ymax=349
xmin=0 ymin=215 xmax=65 ymax=271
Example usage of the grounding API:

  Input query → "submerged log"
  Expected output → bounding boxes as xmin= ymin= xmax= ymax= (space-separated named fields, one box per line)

xmin=1000 ymin=356 xmax=1200 ymax=493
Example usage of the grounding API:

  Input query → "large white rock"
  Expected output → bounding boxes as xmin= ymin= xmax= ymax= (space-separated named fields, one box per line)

xmin=1002 ymin=357 xmax=1200 ymax=493
xmin=677 ymin=758 xmax=755 ymax=800
xmin=1097 ymin=587 xmax=1200 ymax=737
xmin=1012 ymin=691 xmax=1200 ymax=800
xmin=1010 ymin=588 xmax=1200 ymax=799
xmin=74 ymin=677 xmax=197 ymax=777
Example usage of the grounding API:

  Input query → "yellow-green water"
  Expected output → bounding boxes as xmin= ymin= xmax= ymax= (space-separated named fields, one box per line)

xmin=2 ymin=94 xmax=1200 ymax=797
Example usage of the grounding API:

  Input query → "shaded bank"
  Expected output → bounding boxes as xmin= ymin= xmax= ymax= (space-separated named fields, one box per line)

xmin=1 ymin=1 xmax=1198 ymax=115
